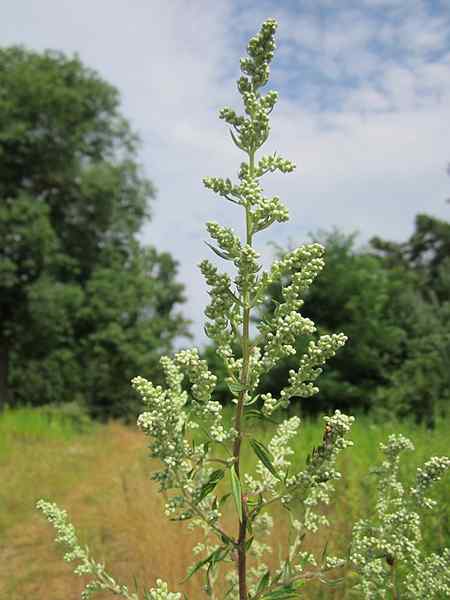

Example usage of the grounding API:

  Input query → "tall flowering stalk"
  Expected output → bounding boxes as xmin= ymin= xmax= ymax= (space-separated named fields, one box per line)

xmin=36 ymin=19 xmax=449 ymax=600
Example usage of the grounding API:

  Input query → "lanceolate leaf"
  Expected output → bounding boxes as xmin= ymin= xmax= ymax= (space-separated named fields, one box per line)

xmin=262 ymin=587 xmax=299 ymax=599
xmin=244 ymin=409 xmax=278 ymax=425
xmin=255 ymin=570 xmax=271 ymax=595
xmin=229 ymin=127 xmax=246 ymax=150
xmin=228 ymin=381 xmax=247 ymax=396
xmin=250 ymin=439 xmax=281 ymax=480
xmin=205 ymin=241 xmax=232 ymax=261
xmin=197 ymin=469 xmax=225 ymax=502
xmin=182 ymin=546 xmax=230 ymax=582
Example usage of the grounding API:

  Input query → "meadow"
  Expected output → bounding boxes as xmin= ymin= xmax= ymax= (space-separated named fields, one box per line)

xmin=1 ymin=405 xmax=448 ymax=599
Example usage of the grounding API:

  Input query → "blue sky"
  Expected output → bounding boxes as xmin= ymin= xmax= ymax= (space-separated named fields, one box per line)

xmin=2 ymin=0 xmax=450 ymax=343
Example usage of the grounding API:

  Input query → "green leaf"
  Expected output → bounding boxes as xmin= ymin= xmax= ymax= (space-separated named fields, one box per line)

xmin=255 ymin=570 xmax=271 ymax=595
xmin=244 ymin=409 xmax=278 ymax=425
xmin=229 ymin=128 xmax=246 ymax=150
xmin=262 ymin=587 xmax=299 ymax=599
xmin=244 ymin=394 xmax=260 ymax=406
xmin=205 ymin=241 xmax=232 ymax=261
xmin=197 ymin=469 xmax=225 ymax=502
xmin=230 ymin=465 xmax=243 ymax=522
xmin=228 ymin=381 xmax=247 ymax=396
xmin=219 ymin=492 xmax=231 ymax=508
xmin=250 ymin=439 xmax=281 ymax=480
xmin=181 ymin=546 xmax=229 ymax=583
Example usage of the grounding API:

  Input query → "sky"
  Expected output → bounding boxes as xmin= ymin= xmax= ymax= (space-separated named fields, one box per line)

xmin=2 ymin=0 xmax=450 ymax=344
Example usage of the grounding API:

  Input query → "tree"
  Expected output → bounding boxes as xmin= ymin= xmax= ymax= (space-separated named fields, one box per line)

xmin=0 ymin=46 xmax=189 ymax=415
xmin=371 ymin=212 xmax=450 ymax=302
xmin=371 ymin=212 xmax=450 ymax=423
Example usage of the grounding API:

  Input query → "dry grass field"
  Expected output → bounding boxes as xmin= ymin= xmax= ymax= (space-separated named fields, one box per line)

xmin=1 ymin=408 xmax=448 ymax=599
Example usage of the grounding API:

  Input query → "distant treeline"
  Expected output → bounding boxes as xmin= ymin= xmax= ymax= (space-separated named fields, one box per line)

xmin=203 ymin=214 xmax=450 ymax=425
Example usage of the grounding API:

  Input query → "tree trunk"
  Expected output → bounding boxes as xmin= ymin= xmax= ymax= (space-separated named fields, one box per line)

xmin=0 ymin=341 xmax=10 ymax=410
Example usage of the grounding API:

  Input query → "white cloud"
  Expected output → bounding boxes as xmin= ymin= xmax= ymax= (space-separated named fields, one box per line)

xmin=1 ymin=0 xmax=449 ymax=344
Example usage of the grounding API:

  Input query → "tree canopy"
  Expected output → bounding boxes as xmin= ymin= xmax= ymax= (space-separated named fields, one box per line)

xmin=0 ymin=46 xmax=189 ymax=418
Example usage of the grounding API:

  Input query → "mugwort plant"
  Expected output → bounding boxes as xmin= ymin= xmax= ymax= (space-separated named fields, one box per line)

xmin=37 ymin=19 xmax=450 ymax=600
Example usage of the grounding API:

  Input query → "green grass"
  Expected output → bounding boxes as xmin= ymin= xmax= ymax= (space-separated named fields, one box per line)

xmin=0 ymin=402 xmax=95 ymax=458
xmin=0 ymin=405 xmax=448 ymax=599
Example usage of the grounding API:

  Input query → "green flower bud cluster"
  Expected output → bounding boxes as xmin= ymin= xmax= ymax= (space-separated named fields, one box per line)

xmin=280 ymin=333 xmax=348 ymax=401
xmin=133 ymin=375 xmax=190 ymax=484
xmin=206 ymin=221 xmax=242 ymax=261
xmin=147 ymin=580 xmax=182 ymax=600
xmin=239 ymin=19 xmax=277 ymax=90
xmin=295 ymin=411 xmax=355 ymax=533
xmin=200 ymin=259 xmax=238 ymax=360
xmin=411 ymin=455 xmax=450 ymax=508
xmin=351 ymin=434 xmax=450 ymax=599
xmin=252 ymin=195 xmax=289 ymax=233
xmin=259 ymin=416 xmax=301 ymax=494
xmin=235 ymin=244 xmax=261 ymax=296
xmin=174 ymin=348 xmax=217 ymax=403
xmin=255 ymin=152 xmax=295 ymax=177
xmin=404 ymin=550 xmax=450 ymax=598
xmin=253 ymin=243 xmax=325 ymax=310
xmin=261 ymin=311 xmax=316 ymax=370
xmin=218 ymin=107 xmax=246 ymax=128
xmin=36 ymin=500 xmax=145 ymax=600
xmin=203 ymin=176 xmax=242 ymax=205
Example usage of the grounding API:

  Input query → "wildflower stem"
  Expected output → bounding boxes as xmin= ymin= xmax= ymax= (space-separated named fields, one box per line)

xmin=233 ymin=149 xmax=255 ymax=600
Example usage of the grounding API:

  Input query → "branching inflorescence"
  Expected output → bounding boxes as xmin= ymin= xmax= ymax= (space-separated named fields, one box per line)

xmin=37 ymin=19 xmax=450 ymax=600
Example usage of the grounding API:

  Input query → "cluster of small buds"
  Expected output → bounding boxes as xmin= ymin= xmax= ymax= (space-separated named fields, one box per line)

xmin=411 ymin=455 xmax=450 ymax=508
xmin=235 ymin=244 xmax=261 ymax=295
xmin=164 ymin=495 xmax=186 ymax=518
xmin=252 ymin=196 xmax=290 ymax=233
xmin=206 ymin=221 xmax=242 ymax=261
xmin=404 ymin=549 xmax=450 ymax=598
xmin=234 ymin=345 xmax=264 ymax=397
xmin=351 ymin=435 xmax=450 ymax=599
xmin=160 ymin=356 xmax=184 ymax=393
xmin=261 ymin=311 xmax=316 ymax=370
xmin=258 ymin=416 xmax=301 ymax=494
xmin=133 ymin=375 xmax=189 ymax=482
xmin=202 ymin=175 xmax=241 ymax=205
xmin=324 ymin=556 xmax=346 ymax=569
xmin=239 ymin=176 xmax=263 ymax=207
xmin=256 ymin=152 xmax=295 ymax=176
xmin=280 ymin=333 xmax=347 ymax=401
xmin=147 ymin=580 xmax=182 ymax=600
xmin=174 ymin=348 xmax=217 ymax=402
xmin=292 ymin=552 xmax=318 ymax=574
xmin=270 ymin=243 xmax=325 ymax=282
xmin=260 ymin=392 xmax=278 ymax=415
xmin=200 ymin=259 xmax=236 ymax=360
xmin=253 ymin=243 xmax=325 ymax=313
xmin=218 ymin=107 xmax=246 ymax=128
xmin=36 ymin=501 xmax=141 ymax=600
xmin=287 ymin=411 xmax=354 ymax=533
xmin=240 ymin=18 xmax=277 ymax=90
xmin=279 ymin=259 xmax=325 ymax=315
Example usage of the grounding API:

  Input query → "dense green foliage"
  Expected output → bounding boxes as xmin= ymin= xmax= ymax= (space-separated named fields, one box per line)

xmin=372 ymin=213 xmax=450 ymax=424
xmin=0 ymin=47 xmax=189 ymax=419
xmin=203 ymin=218 xmax=450 ymax=423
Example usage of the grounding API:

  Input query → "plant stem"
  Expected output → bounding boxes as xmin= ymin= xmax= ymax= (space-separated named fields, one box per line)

xmin=391 ymin=562 xmax=399 ymax=600
xmin=233 ymin=149 xmax=255 ymax=600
